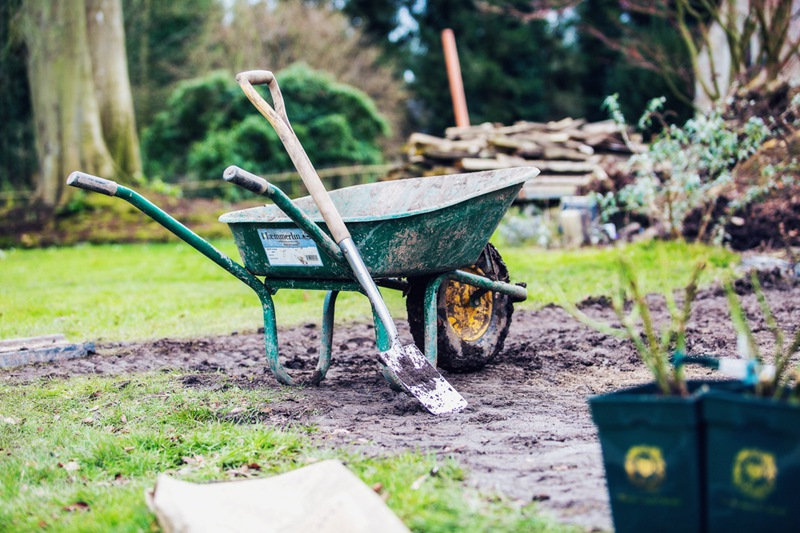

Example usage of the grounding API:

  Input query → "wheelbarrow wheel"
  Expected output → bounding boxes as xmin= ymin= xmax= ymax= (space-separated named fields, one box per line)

xmin=405 ymin=243 xmax=514 ymax=373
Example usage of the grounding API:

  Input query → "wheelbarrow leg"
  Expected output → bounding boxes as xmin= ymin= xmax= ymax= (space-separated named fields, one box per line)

xmin=309 ymin=290 xmax=338 ymax=385
xmin=421 ymin=274 xmax=451 ymax=368
xmin=254 ymin=290 xmax=296 ymax=386
xmin=311 ymin=289 xmax=403 ymax=390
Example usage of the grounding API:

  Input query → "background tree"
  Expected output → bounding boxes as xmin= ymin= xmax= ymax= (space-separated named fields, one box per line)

xmin=86 ymin=0 xmax=142 ymax=178
xmin=691 ymin=0 xmax=800 ymax=110
xmin=575 ymin=0 xmax=692 ymax=122
xmin=351 ymin=0 xmax=585 ymax=134
xmin=567 ymin=0 xmax=800 ymax=110
xmin=17 ymin=0 xmax=141 ymax=209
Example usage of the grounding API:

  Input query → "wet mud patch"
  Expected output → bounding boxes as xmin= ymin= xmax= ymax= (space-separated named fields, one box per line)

xmin=3 ymin=283 xmax=800 ymax=531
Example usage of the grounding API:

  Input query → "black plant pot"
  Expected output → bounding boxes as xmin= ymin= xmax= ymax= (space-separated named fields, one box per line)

xmin=703 ymin=389 xmax=800 ymax=532
xmin=590 ymin=381 xmax=732 ymax=533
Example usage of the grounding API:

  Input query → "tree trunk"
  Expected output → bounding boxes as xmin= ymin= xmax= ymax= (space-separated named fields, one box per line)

xmin=22 ymin=0 xmax=141 ymax=209
xmin=86 ymin=0 xmax=142 ymax=180
xmin=694 ymin=0 xmax=800 ymax=111
xmin=22 ymin=0 xmax=114 ymax=208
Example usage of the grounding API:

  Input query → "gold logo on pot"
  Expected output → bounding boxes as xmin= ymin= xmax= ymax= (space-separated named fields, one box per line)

xmin=732 ymin=448 xmax=777 ymax=500
xmin=625 ymin=445 xmax=666 ymax=491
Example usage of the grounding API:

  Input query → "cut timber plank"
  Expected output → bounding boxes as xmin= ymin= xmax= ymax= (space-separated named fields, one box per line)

xmin=546 ymin=117 xmax=586 ymax=131
xmin=517 ymin=183 xmax=581 ymax=201
xmin=532 ymin=175 xmax=594 ymax=187
xmin=0 ymin=334 xmax=66 ymax=353
xmin=0 ymin=335 xmax=95 ymax=369
xmin=522 ymin=160 xmax=600 ymax=173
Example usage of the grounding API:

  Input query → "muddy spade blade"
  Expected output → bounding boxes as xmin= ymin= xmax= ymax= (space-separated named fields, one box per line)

xmin=337 ymin=239 xmax=467 ymax=415
xmin=379 ymin=343 xmax=467 ymax=415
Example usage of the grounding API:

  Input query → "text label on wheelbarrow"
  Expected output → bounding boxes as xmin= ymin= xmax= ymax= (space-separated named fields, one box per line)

xmin=257 ymin=228 xmax=324 ymax=267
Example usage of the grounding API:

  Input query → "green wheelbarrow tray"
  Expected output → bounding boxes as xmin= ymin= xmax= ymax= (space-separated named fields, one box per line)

xmin=220 ymin=167 xmax=534 ymax=279
xmin=65 ymin=166 xmax=535 ymax=396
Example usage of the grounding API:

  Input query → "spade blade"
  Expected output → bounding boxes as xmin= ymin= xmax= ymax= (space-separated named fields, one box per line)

xmin=379 ymin=343 xmax=467 ymax=415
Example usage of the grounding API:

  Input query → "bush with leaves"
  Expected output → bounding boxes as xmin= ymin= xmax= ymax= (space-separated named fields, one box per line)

xmin=142 ymin=63 xmax=389 ymax=189
xmin=497 ymin=205 xmax=556 ymax=248
xmin=597 ymin=94 xmax=775 ymax=242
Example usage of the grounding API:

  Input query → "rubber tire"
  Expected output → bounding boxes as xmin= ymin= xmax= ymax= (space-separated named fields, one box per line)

xmin=406 ymin=243 xmax=514 ymax=373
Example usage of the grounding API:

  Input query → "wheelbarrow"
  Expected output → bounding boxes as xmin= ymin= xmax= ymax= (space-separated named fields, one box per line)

xmin=66 ymin=70 xmax=539 ymax=412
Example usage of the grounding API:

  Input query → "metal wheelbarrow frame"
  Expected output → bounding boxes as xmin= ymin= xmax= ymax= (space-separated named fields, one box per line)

xmin=67 ymin=165 xmax=535 ymax=390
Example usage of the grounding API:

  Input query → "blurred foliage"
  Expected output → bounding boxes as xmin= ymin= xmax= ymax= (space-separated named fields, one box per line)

xmin=123 ymin=0 xmax=222 ymax=127
xmin=2 ymin=0 xmax=699 ymax=204
xmin=142 ymin=63 xmax=389 ymax=186
xmin=344 ymin=0 xmax=577 ymax=134
xmin=576 ymin=0 xmax=693 ymax=124
xmin=340 ymin=0 xmax=693 ymax=134
xmin=0 ymin=0 xmax=36 ymax=195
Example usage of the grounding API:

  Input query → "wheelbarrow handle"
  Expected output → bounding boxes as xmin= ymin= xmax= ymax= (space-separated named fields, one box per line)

xmin=235 ymin=69 xmax=351 ymax=244
xmin=223 ymin=165 xmax=269 ymax=194
xmin=224 ymin=165 xmax=345 ymax=264
xmin=66 ymin=171 xmax=119 ymax=196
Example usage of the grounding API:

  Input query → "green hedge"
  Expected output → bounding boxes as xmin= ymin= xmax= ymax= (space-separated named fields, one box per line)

xmin=142 ymin=63 xmax=389 ymax=185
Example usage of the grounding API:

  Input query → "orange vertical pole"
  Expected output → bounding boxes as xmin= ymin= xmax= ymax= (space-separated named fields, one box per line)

xmin=441 ymin=28 xmax=470 ymax=128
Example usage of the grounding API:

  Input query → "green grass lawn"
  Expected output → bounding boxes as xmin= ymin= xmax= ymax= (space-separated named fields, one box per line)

xmin=1 ymin=239 xmax=737 ymax=342
xmin=0 ymin=373 xmax=571 ymax=532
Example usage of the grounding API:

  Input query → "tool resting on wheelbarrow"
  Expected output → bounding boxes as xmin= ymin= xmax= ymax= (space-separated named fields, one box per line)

xmin=66 ymin=71 xmax=538 ymax=415
xmin=234 ymin=69 xmax=466 ymax=414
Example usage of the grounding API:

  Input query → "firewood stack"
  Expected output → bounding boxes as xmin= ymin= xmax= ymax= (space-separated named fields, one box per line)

xmin=393 ymin=118 xmax=645 ymax=201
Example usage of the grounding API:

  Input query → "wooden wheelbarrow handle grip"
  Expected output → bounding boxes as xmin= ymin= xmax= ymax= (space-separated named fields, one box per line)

xmin=223 ymin=165 xmax=269 ymax=195
xmin=66 ymin=171 xmax=118 ymax=197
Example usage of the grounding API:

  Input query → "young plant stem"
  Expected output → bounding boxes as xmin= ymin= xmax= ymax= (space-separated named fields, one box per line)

xmin=695 ymin=199 xmax=718 ymax=243
xmin=751 ymin=273 xmax=786 ymax=375
xmin=723 ymin=272 xmax=800 ymax=398
xmin=670 ymin=262 xmax=704 ymax=395
xmin=619 ymin=260 xmax=673 ymax=393
xmin=723 ymin=277 xmax=761 ymax=363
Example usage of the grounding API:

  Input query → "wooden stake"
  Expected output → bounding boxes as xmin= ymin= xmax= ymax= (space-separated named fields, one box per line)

xmin=441 ymin=29 xmax=470 ymax=128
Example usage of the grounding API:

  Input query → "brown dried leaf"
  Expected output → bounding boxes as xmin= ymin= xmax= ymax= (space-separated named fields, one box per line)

xmin=63 ymin=501 xmax=90 ymax=512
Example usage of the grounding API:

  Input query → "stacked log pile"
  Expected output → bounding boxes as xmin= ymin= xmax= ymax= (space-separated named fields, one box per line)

xmin=395 ymin=118 xmax=645 ymax=201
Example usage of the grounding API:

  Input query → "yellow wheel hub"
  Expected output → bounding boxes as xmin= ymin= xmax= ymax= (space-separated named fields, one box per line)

xmin=445 ymin=267 xmax=493 ymax=342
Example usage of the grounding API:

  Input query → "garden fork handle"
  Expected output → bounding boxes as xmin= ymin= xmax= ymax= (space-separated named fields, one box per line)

xmin=235 ymin=70 xmax=351 ymax=244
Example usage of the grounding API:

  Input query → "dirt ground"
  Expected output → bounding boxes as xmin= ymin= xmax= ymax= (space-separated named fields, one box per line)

xmin=3 ymin=275 xmax=799 ymax=532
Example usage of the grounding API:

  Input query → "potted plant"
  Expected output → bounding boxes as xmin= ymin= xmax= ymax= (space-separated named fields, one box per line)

xmin=701 ymin=274 xmax=800 ymax=532
xmin=563 ymin=260 xmax=714 ymax=533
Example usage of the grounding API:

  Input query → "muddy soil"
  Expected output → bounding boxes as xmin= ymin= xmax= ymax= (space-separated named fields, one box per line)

xmin=4 ymin=279 xmax=799 ymax=531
